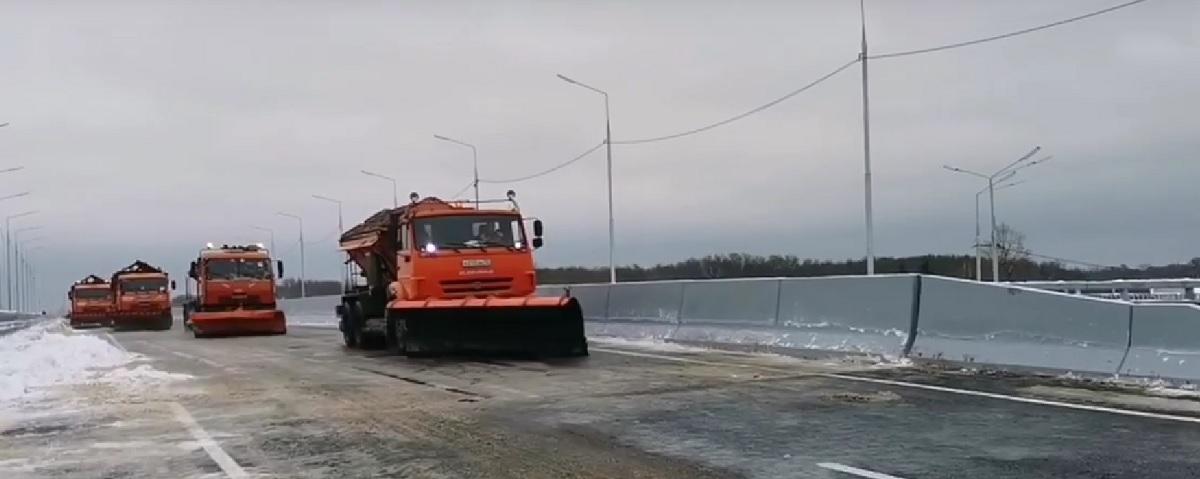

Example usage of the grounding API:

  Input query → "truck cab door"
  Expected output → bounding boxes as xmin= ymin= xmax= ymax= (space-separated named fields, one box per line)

xmin=395 ymin=223 xmax=414 ymax=299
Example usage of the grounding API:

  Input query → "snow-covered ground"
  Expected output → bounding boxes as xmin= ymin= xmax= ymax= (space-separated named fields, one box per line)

xmin=0 ymin=319 xmax=190 ymax=411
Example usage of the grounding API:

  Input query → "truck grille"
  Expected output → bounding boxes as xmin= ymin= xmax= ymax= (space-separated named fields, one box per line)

xmin=439 ymin=277 xmax=514 ymax=297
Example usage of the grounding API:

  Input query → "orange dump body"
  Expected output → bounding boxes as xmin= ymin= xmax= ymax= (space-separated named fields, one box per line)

xmin=185 ymin=246 xmax=286 ymax=337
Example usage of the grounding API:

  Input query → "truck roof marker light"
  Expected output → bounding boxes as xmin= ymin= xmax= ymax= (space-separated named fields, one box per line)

xmin=424 ymin=243 xmax=437 ymax=253
xmin=409 ymin=192 xmax=420 ymax=203
xmin=206 ymin=242 xmax=215 ymax=249
xmin=256 ymin=242 xmax=265 ymax=249
xmin=506 ymin=190 xmax=516 ymax=200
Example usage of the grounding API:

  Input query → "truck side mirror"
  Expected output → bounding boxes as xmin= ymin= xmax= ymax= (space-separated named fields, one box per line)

xmin=170 ymin=280 xmax=177 ymax=291
xmin=532 ymin=237 xmax=544 ymax=249
xmin=277 ymin=260 xmax=284 ymax=278
xmin=188 ymin=261 xmax=198 ymax=279
xmin=67 ymin=291 xmax=73 ymax=300
xmin=533 ymin=219 xmax=543 ymax=237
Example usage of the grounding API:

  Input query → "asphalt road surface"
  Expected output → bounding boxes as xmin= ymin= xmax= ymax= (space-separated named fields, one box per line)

xmin=4 ymin=325 xmax=1200 ymax=478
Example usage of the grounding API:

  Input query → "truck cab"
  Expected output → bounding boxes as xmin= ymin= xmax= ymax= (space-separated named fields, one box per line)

xmin=394 ymin=195 xmax=543 ymax=301
xmin=110 ymin=261 xmax=175 ymax=331
xmin=67 ymin=275 xmax=114 ymax=329
xmin=184 ymin=244 xmax=287 ymax=337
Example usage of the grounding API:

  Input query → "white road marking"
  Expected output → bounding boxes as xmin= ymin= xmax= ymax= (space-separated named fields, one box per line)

xmin=168 ymin=402 xmax=249 ymax=479
xmin=821 ymin=373 xmax=1200 ymax=425
xmin=594 ymin=345 xmax=1200 ymax=425
xmin=818 ymin=462 xmax=908 ymax=479
xmin=169 ymin=350 xmax=226 ymax=369
xmin=591 ymin=346 xmax=796 ymax=374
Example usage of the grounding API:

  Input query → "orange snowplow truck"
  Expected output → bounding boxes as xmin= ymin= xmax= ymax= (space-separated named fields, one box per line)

xmin=183 ymin=244 xmax=286 ymax=337
xmin=66 ymin=275 xmax=115 ymax=328
xmin=110 ymin=261 xmax=176 ymax=330
xmin=337 ymin=191 xmax=587 ymax=356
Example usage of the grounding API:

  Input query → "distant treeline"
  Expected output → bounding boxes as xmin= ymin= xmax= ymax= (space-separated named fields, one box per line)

xmin=535 ymin=253 xmax=1200 ymax=284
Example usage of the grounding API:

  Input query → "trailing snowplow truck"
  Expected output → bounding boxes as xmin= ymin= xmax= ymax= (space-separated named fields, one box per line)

xmin=110 ymin=261 xmax=175 ymax=330
xmin=183 ymin=244 xmax=286 ymax=337
xmin=66 ymin=275 xmax=115 ymax=328
xmin=337 ymin=191 xmax=587 ymax=357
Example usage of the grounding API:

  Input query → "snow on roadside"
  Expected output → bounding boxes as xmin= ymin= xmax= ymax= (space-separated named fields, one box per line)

xmin=0 ymin=320 xmax=189 ymax=404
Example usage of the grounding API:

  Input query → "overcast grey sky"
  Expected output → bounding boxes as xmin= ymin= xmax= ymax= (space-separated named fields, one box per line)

xmin=1 ymin=0 xmax=1197 ymax=309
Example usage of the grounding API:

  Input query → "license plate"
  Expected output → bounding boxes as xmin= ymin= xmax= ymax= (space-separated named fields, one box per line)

xmin=462 ymin=259 xmax=492 ymax=268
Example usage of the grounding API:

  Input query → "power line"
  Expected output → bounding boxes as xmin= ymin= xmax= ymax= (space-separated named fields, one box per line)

xmin=478 ymin=141 xmax=605 ymax=184
xmin=611 ymin=58 xmax=861 ymax=145
xmin=869 ymin=0 xmax=1151 ymax=60
xmin=1023 ymin=250 xmax=1112 ymax=270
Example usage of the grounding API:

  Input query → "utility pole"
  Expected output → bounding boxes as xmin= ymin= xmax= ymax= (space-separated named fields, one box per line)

xmin=859 ymin=0 xmax=875 ymax=275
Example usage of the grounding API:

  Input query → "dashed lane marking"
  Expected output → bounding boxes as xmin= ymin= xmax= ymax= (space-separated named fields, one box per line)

xmin=169 ymin=402 xmax=250 ymax=479
xmin=818 ymin=462 xmax=909 ymax=479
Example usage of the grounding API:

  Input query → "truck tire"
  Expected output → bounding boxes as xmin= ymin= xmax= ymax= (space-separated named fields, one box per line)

xmin=385 ymin=314 xmax=405 ymax=355
xmin=342 ymin=302 xmax=361 ymax=348
xmin=157 ymin=315 xmax=173 ymax=331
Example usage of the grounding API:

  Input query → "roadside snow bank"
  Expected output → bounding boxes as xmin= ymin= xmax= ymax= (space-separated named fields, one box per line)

xmin=0 ymin=320 xmax=188 ymax=402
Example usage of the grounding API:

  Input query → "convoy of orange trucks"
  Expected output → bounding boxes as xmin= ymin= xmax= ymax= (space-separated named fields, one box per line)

xmin=60 ymin=191 xmax=584 ymax=356
xmin=336 ymin=191 xmax=587 ymax=356
xmin=67 ymin=275 xmax=115 ymax=328
xmin=182 ymin=243 xmax=287 ymax=337
xmin=109 ymin=261 xmax=175 ymax=330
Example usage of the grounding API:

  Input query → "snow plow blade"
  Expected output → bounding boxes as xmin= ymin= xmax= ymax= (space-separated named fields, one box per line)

xmin=387 ymin=296 xmax=587 ymax=357
xmin=189 ymin=309 xmax=286 ymax=337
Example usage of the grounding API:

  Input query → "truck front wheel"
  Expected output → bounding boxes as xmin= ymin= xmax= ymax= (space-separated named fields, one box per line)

xmin=341 ymin=302 xmax=361 ymax=349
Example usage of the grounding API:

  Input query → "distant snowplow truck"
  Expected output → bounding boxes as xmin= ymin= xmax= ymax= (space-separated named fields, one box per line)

xmin=183 ymin=244 xmax=286 ymax=337
xmin=110 ymin=261 xmax=175 ymax=330
xmin=67 ymin=275 xmax=115 ymax=328
xmin=337 ymin=191 xmax=587 ymax=356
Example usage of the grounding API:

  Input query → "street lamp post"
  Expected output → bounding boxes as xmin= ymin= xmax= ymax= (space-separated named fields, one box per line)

xmin=250 ymin=225 xmax=277 ymax=257
xmin=859 ymin=0 xmax=875 ymax=275
xmin=277 ymin=212 xmax=306 ymax=298
xmin=557 ymin=73 xmax=616 ymax=284
xmin=312 ymin=194 xmax=347 ymax=291
xmin=973 ymin=181 xmax=1024 ymax=281
xmin=433 ymin=135 xmax=479 ymax=207
xmin=4 ymin=210 xmax=37 ymax=309
xmin=361 ymin=170 xmax=398 ymax=208
xmin=13 ymin=228 xmax=43 ymax=312
xmin=944 ymin=147 xmax=1048 ymax=282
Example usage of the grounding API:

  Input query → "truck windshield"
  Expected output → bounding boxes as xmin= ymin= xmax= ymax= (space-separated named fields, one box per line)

xmin=415 ymin=215 xmax=525 ymax=251
xmin=74 ymin=289 xmax=112 ymax=300
xmin=206 ymin=259 xmax=273 ymax=280
xmin=121 ymin=278 xmax=167 ymax=294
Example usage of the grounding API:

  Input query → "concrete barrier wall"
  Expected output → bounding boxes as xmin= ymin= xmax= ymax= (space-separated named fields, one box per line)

xmin=1121 ymin=304 xmax=1200 ymax=381
xmin=911 ymin=276 xmax=1130 ymax=375
xmin=278 ymin=295 xmax=342 ymax=327
xmin=774 ymin=275 xmax=917 ymax=357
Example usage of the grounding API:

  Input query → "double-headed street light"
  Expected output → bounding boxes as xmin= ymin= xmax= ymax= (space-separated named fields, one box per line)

xmin=558 ymin=73 xmax=616 ymax=284
xmin=433 ymin=134 xmax=479 ymax=207
xmin=361 ymin=170 xmax=398 ymax=208
xmin=4 ymin=210 xmax=37 ymax=309
xmin=944 ymin=146 xmax=1050 ymax=282
xmin=277 ymin=212 xmax=306 ymax=298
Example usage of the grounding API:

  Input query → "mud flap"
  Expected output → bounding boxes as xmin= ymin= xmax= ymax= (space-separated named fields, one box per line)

xmin=391 ymin=297 xmax=588 ymax=357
